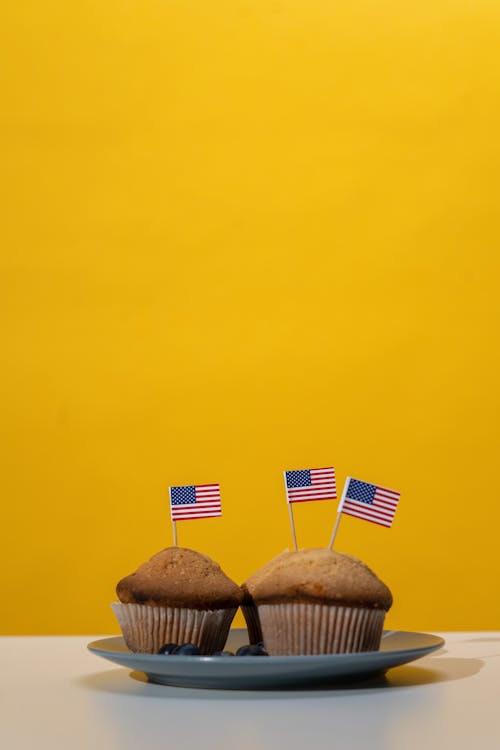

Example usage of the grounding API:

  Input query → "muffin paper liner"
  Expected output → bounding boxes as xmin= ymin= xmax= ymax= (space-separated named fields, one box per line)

xmin=111 ymin=602 xmax=237 ymax=654
xmin=241 ymin=603 xmax=263 ymax=645
xmin=256 ymin=602 xmax=386 ymax=655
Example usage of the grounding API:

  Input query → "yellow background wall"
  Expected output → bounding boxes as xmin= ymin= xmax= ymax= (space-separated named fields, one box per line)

xmin=1 ymin=1 xmax=499 ymax=634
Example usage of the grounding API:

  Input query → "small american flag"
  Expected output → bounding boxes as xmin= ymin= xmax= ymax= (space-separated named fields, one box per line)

xmin=284 ymin=467 xmax=337 ymax=503
xmin=339 ymin=477 xmax=400 ymax=527
xmin=169 ymin=484 xmax=222 ymax=521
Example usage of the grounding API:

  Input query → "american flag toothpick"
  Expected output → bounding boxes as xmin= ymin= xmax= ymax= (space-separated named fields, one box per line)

xmin=329 ymin=476 xmax=401 ymax=549
xmin=283 ymin=467 xmax=337 ymax=550
xmin=169 ymin=483 xmax=222 ymax=546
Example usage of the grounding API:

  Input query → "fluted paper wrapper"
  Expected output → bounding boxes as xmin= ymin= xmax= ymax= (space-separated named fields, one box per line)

xmin=257 ymin=603 xmax=386 ymax=655
xmin=241 ymin=603 xmax=263 ymax=645
xmin=111 ymin=602 xmax=237 ymax=654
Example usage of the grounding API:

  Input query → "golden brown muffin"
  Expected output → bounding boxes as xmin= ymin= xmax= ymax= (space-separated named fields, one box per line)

xmin=112 ymin=547 xmax=243 ymax=654
xmin=242 ymin=548 xmax=392 ymax=655
xmin=116 ymin=546 xmax=243 ymax=609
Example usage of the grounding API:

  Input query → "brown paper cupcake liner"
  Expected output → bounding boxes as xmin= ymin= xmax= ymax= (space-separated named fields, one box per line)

xmin=111 ymin=602 xmax=237 ymax=654
xmin=257 ymin=602 xmax=386 ymax=655
xmin=241 ymin=603 xmax=264 ymax=645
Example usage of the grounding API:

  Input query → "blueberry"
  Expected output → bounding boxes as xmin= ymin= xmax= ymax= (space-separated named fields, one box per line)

xmin=158 ymin=643 xmax=178 ymax=655
xmin=173 ymin=643 xmax=201 ymax=655
xmin=251 ymin=644 xmax=268 ymax=656
xmin=212 ymin=650 xmax=234 ymax=657
xmin=236 ymin=644 xmax=268 ymax=656
xmin=235 ymin=645 xmax=252 ymax=656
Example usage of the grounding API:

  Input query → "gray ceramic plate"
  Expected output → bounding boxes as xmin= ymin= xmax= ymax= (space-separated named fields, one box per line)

xmin=87 ymin=628 xmax=444 ymax=689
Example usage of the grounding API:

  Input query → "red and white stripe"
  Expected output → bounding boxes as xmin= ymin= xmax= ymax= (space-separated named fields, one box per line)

xmin=171 ymin=484 xmax=222 ymax=521
xmin=341 ymin=484 xmax=400 ymax=528
xmin=286 ymin=467 xmax=337 ymax=503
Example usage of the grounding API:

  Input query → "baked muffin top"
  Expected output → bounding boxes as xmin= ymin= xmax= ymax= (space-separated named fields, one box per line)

xmin=242 ymin=548 xmax=392 ymax=610
xmin=116 ymin=547 xmax=243 ymax=610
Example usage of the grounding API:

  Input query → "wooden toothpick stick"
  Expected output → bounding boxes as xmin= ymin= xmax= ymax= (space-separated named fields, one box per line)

xmin=168 ymin=487 xmax=178 ymax=546
xmin=283 ymin=472 xmax=298 ymax=550
xmin=288 ymin=502 xmax=298 ymax=551
xmin=328 ymin=477 xmax=349 ymax=549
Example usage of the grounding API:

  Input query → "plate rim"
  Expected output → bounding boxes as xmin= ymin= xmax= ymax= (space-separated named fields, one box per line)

xmin=87 ymin=629 xmax=445 ymax=688
xmin=87 ymin=628 xmax=445 ymax=663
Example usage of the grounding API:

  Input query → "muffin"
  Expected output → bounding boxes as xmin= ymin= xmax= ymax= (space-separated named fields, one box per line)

xmin=242 ymin=548 xmax=392 ymax=655
xmin=112 ymin=547 xmax=243 ymax=654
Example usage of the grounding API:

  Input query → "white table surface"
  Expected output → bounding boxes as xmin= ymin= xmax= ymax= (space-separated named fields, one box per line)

xmin=1 ymin=632 xmax=499 ymax=750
